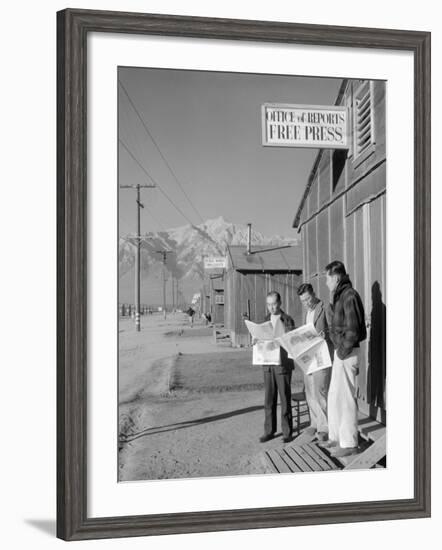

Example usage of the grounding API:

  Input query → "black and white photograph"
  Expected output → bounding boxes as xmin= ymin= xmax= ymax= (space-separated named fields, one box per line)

xmin=2 ymin=0 xmax=437 ymax=545
xmin=118 ymin=67 xmax=387 ymax=482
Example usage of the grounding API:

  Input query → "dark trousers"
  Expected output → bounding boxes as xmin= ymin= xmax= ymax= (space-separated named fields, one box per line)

xmin=263 ymin=367 xmax=293 ymax=438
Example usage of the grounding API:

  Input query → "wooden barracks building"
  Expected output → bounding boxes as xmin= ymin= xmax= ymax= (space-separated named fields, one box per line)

xmin=200 ymin=270 xmax=225 ymax=326
xmin=293 ymin=78 xmax=386 ymax=422
xmin=224 ymin=243 xmax=303 ymax=347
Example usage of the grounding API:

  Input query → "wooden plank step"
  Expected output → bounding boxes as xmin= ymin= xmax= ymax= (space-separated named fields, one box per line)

xmin=287 ymin=444 xmax=327 ymax=471
xmin=331 ymin=438 xmax=370 ymax=468
xmin=358 ymin=412 xmax=386 ymax=442
xmin=283 ymin=446 xmax=315 ymax=472
xmin=274 ymin=442 xmax=342 ymax=472
xmin=302 ymin=443 xmax=340 ymax=471
xmin=335 ymin=454 xmax=357 ymax=468
xmin=265 ymin=449 xmax=299 ymax=473
xmin=265 ymin=440 xmax=367 ymax=473
xmin=264 ymin=451 xmax=279 ymax=473
xmin=344 ymin=434 xmax=386 ymax=470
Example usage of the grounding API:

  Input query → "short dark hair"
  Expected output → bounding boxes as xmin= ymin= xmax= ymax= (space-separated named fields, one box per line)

xmin=266 ymin=290 xmax=281 ymax=303
xmin=297 ymin=283 xmax=314 ymax=296
xmin=325 ymin=260 xmax=347 ymax=277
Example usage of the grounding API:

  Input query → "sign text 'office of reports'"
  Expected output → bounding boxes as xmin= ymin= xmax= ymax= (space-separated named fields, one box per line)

xmin=262 ymin=103 xmax=349 ymax=149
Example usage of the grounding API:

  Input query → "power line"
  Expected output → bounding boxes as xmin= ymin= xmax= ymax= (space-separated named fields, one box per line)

xmin=132 ymin=199 xmax=167 ymax=233
xmin=119 ymin=139 xmax=157 ymax=185
xmin=118 ymin=132 xmax=172 ymax=230
xmin=119 ymin=138 xmax=196 ymax=227
xmin=119 ymin=79 xmax=205 ymax=224
xmin=139 ymin=205 xmax=166 ymax=232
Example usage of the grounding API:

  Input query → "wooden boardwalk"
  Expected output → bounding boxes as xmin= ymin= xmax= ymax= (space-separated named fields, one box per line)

xmin=338 ymin=412 xmax=386 ymax=469
xmin=263 ymin=411 xmax=386 ymax=473
xmin=265 ymin=442 xmax=340 ymax=474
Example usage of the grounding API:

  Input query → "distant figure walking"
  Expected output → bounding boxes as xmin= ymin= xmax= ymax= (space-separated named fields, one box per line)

xmin=322 ymin=260 xmax=367 ymax=458
xmin=202 ymin=312 xmax=212 ymax=326
xmin=186 ymin=306 xmax=195 ymax=327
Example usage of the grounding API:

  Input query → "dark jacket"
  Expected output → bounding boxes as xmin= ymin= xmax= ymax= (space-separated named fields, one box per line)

xmin=305 ymin=299 xmax=334 ymax=360
xmin=329 ymin=275 xmax=367 ymax=360
xmin=263 ymin=309 xmax=295 ymax=373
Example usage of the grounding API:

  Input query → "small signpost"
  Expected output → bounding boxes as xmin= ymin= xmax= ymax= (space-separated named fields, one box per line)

xmin=204 ymin=256 xmax=227 ymax=269
xmin=262 ymin=103 xmax=349 ymax=149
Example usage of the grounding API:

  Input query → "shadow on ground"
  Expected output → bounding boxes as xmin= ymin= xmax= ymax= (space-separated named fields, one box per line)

xmin=121 ymin=404 xmax=264 ymax=443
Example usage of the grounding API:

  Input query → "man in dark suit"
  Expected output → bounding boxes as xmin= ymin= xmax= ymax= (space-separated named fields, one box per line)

xmin=255 ymin=291 xmax=295 ymax=444
xmin=297 ymin=283 xmax=333 ymax=442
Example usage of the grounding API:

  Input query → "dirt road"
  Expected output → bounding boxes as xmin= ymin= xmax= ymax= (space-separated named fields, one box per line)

xmin=119 ymin=313 xmax=303 ymax=481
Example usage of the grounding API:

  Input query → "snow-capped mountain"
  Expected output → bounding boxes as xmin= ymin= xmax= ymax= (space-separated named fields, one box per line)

xmin=119 ymin=216 xmax=299 ymax=304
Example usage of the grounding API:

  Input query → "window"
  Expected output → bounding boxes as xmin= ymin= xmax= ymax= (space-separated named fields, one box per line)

xmin=353 ymin=81 xmax=375 ymax=159
xmin=332 ymin=149 xmax=346 ymax=192
xmin=215 ymin=293 xmax=224 ymax=305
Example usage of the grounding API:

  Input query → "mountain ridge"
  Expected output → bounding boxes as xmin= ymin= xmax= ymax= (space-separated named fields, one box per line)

xmin=119 ymin=216 xmax=300 ymax=304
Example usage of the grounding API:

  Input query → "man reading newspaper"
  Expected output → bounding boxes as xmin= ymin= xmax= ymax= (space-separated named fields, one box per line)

xmin=296 ymin=283 xmax=333 ymax=442
xmin=248 ymin=291 xmax=295 ymax=444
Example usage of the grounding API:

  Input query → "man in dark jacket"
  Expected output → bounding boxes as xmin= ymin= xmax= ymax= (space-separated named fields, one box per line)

xmin=255 ymin=291 xmax=295 ymax=444
xmin=323 ymin=261 xmax=366 ymax=458
xmin=297 ymin=283 xmax=333 ymax=441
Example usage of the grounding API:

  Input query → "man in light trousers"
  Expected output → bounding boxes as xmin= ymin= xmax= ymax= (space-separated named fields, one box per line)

xmin=322 ymin=261 xmax=367 ymax=458
xmin=297 ymin=283 xmax=333 ymax=442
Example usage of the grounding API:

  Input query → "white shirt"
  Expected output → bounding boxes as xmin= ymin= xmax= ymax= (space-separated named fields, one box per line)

xmin=306 ymin=308 xmax=315 ymax=326
xmin=270 ymin=314 xmax=285 ymax=335
xmin=270 ymin=314 xmax=280 ymax=324
xmin=270 ymin=314 xmax=284 ymax=365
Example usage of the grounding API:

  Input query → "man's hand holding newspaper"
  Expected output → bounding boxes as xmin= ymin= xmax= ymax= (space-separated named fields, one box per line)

xmin=244 ymin=320 xmax=282 ymax=365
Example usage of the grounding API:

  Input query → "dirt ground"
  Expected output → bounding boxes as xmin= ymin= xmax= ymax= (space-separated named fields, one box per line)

xmin=118 ymin=312 xmax=304 ymax=482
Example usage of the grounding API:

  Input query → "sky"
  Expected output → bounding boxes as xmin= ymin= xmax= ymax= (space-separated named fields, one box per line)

xmin=118 ymin=67 xmax=342 ymax=239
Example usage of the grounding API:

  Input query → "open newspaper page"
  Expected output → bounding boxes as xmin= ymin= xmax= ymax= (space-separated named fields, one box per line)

xmin=253 ymin=340 xmax=281 ymax=365
xmin=244 ymin=320 xmax=281 ymax=365
xmin=244 ymin=320 xmax=273 ymax=341
xmin=294 ymin=340 xmax=332 ymax=375
xmin=276 ymin=323 xmax=332 ymax=375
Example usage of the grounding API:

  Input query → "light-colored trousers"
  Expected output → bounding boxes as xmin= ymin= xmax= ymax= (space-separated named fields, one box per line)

xmin=327 ymin=349 xmax=360 ymax=448
xmin=304 ymin=367 xmax=331 ymax=434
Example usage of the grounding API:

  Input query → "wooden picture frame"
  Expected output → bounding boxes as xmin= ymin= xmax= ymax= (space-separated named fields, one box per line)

xmin=57 ymin=8 xmax=431 ymax=541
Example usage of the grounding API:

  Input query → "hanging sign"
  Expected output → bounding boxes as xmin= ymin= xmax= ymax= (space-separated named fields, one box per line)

xmin=204 ymin=256 xmax=227 ymax=269
xmin=262 ymin=103 xmax=349 ymax=149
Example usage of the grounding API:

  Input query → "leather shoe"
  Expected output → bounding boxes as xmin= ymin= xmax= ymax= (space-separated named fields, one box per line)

xmin=331 ymin=446 xmax=358 ymax=457
xmin=283 ymin=435 xmax=293 ymax=443
xmin=316 ymin=432 xmax=328 ymax=442
xmin=259 ymin=434 xmax=275 ymax=443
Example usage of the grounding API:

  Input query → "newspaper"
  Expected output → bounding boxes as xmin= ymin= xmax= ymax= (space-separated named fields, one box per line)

xmin=244 ymin=320 xmax=274 ymax=341
xmin=244 ymin=320 xmax=332 ymax=371
xmin=276 ymin=323 xmax=332 ymax=375
xmin=244 ymin=320 xmax=282 ymax=365
xmin=252 ymin=340 xmax=281 ymax=365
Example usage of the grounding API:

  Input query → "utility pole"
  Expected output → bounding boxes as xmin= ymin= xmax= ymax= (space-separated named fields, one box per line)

xmin=120 ymin=183 xmax=156 ymax=331
xmin=156 ymin=250 xmax=173 ymax=319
